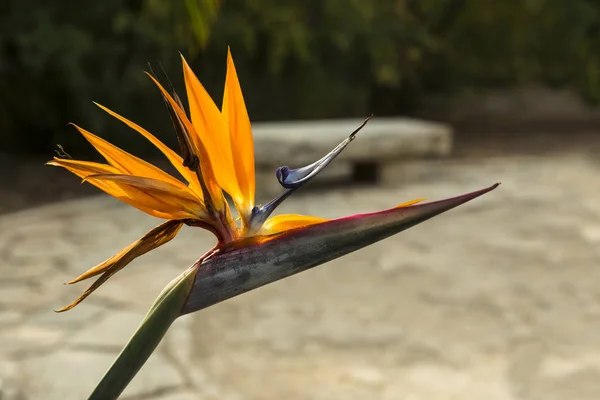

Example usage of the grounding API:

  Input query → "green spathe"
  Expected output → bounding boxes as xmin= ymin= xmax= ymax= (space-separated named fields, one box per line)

xmin=183 ymin=183 xmax=499 ymax=313
xmin=87 ymin=183 xmax=499 ymax=399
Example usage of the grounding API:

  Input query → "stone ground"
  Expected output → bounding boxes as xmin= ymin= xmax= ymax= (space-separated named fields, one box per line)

xmin=1 ymin=134 xmax=600 ymax=399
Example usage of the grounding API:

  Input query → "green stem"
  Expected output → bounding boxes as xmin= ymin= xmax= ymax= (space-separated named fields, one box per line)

xmin=87 ymin=264 xmax=198 ymax=400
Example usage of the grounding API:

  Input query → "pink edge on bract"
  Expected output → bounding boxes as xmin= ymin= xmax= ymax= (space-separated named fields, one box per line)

xmin=182 ymin=183 xmax=500 ymax=314
xmin=332 ymin=183 xmax=500 ymax=225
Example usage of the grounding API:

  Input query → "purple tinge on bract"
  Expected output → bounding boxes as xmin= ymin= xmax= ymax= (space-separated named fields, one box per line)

xmin=183 ymin=183 xmax=500 ymax=314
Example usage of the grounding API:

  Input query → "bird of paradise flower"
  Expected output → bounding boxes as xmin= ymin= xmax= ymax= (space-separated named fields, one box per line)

xmin=48 ymin=49 xmax=499 ymax=399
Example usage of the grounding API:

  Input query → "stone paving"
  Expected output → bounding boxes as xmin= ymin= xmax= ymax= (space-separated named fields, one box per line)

xmin=1 ymin=151 xmax=599 ymax=400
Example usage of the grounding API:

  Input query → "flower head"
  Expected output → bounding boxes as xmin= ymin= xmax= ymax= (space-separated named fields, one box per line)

xmin=49 ymin=49 xmax=499 ymax=400
xmin=49 ymin=49 xmax=340 ymax=310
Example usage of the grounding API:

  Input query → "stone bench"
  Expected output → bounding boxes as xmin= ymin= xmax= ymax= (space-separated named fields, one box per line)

xmin=252 ymin=118 xmax=453 ymax=197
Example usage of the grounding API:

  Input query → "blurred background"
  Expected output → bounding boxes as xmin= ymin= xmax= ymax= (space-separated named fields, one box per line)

xmin=2 ymin=0 xmax=600 ymax=210
xmin=1 ymin=1 xmax=600 ymax=399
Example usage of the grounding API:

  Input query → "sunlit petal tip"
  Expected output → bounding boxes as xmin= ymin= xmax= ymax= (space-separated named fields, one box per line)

xmin=396 ymin=198 xmax=428 ymax=208
xmin=183 ymin=183 xmax=499 ymax=314
xmin=179 ymin=54 xmax=242 ymax=206
xmin=223 ymin=47 xmax=256 ymax=215
xmin=261 ymin=214 xmax=328 ymax=234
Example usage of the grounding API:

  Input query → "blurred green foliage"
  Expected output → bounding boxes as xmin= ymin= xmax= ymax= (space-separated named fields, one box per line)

xmin=1 ymin=0 xmax=600 ymax=155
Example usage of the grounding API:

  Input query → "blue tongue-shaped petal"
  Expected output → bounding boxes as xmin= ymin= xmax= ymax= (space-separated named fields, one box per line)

xmin=249 ymin=116 xmax=373 ymax=234
xmin=276 ymin=115 xmax=372 ymax=188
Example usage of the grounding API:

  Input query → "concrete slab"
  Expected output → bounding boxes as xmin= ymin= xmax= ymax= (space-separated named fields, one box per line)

xmin=3 ymin=153 xmax=599 ymax=400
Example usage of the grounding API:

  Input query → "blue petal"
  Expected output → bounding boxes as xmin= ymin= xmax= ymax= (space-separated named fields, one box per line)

xmin=248 ymin=116 xmax=372 ymax=235
xmin=276 ymin=115 xmax=372 ymax=188
xmin=248 ymin=188 xmax=294 ymax=233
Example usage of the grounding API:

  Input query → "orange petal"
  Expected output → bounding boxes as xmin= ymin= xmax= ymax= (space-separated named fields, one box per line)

xmin=180 ymin=55 xmax=243 ymax=205
xmin=222 ymin=48 xmax=255 ymax=217
xmin=47 ymin=158 xmax=120 ymax=176
xmin=49 ymin=158 xmax=180 ymax=219
xmin=396 ymin=198 xmax=427 ymax=208
xmin=85 ymin=174 xmax=206 ymax=220
xmin=262 ymin=214 xmax=328 ymax=235
xmin=71 ymin=124 xmax=184 ymax=188
xmin=58 ymin=220 xmax=184 ymax=312
xmin=94 ymin=102 xmax=203 ymax=196
xmin=66 ymin=220 xmax=183 ymax=284
xmin=145 ymin=72 xmax=229 ymax=214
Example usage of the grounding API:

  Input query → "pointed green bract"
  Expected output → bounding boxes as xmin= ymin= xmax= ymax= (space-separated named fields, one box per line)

xmin=84 ymin=183 xmax=498 ymax=398
xmin=87 ymin=265 xmax=198 ymax=400
xmin=183 ymin=183 xmax=499 ymax=314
